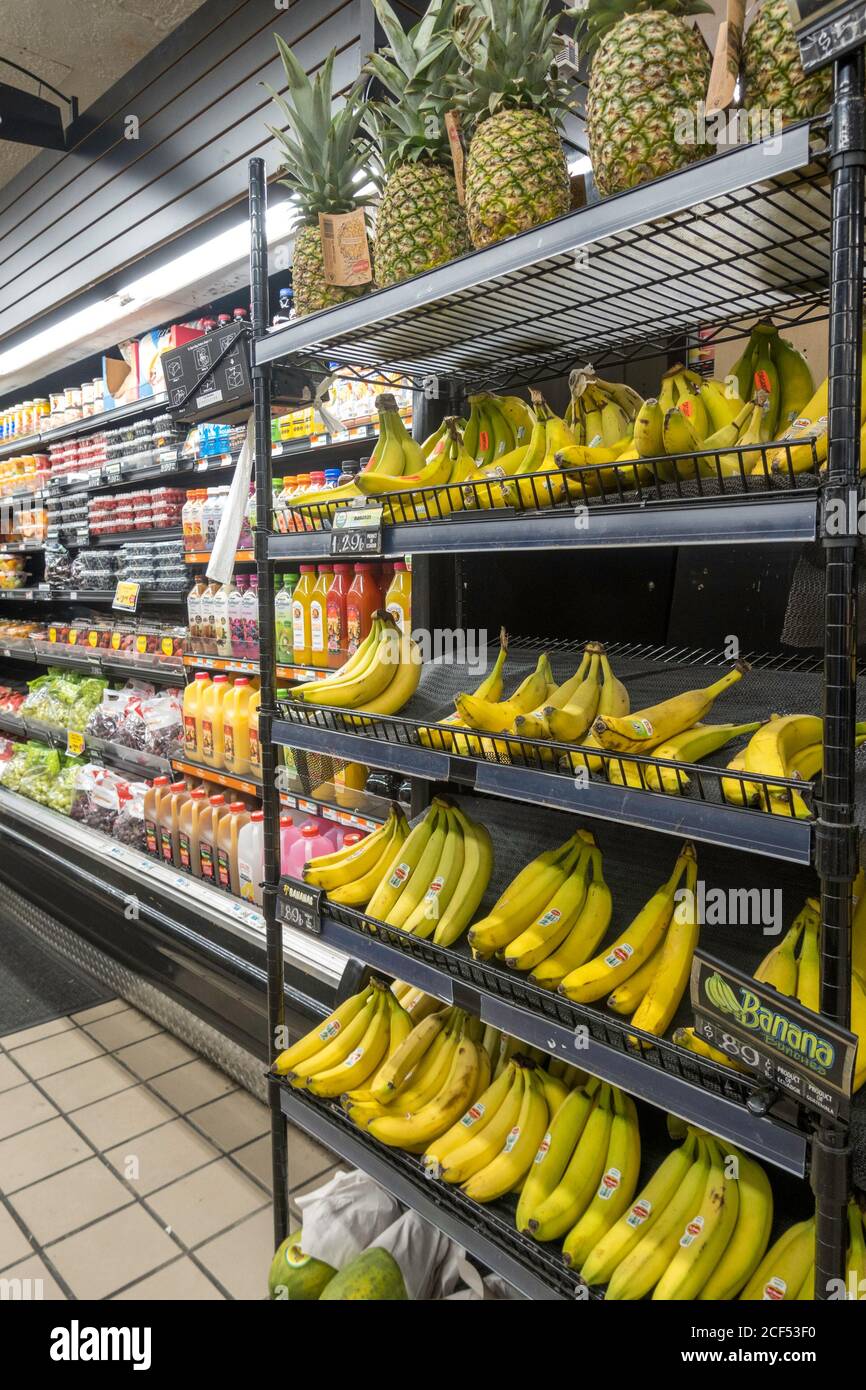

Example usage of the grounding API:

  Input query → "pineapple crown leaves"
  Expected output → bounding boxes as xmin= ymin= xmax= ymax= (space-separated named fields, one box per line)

xmin=362 ymin=0 xmax=464 ymax=171
xmin=265 ymin=38 xmax=376 ymax=225
xmin=567 ymin=0 xmax=714 ymax=59
xmin=450 ymin=0 xmax=576 ymax=126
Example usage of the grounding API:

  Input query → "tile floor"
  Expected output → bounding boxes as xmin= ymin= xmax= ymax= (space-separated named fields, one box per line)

xmin=0 ymin=1000 xmax=345 ymax=1299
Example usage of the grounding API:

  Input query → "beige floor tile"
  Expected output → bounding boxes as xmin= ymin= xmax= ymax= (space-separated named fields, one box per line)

xmin=149 ymin=1058 xmax=236 ymax=1113
xmin=0 ymin=1116 xmax=91 ymax=1193
xmin=11 ymin=1029 xmax=103 ymax=1081
xmin=1 ymin=1016 xmax=74 ymax=1050
xmin=47 ymin=1203 xmax=179 ymax=1300
xmin=70 ymin=999 xmax=126 ymax=1025
xmin=114 ymin=1032 xmax=195 ymax=1081
xmin=196 ymin=1206 xmax=275 ymax=1300
xmin=0 ymin=1081 xmax=58 ymax=1141
xmin=104 ymin=1117 xmax=221 ymax=1195
xmin=71 ymin=1084 xmax=174 ymax=1152
xmin=0 ymin=1052 xmax=24 ymax=1093
xmin=12 ymin=1157 xmax=133 ymax=1245
xmin=81 ymin=1008 xmax=161 ymax=1052
xmin=111 ymin=1256 xmax=226 ymax=1301
xmin=148 ymin=1156 xmax=270 ymax=1247
xmin=233 ymin=1135 xmax=271 ymax=1190
xmin=40 ymin=1054 xmax=138 ymax=1112
xmin=286 ymin=1128 xmax=341 ymax=1192
xmin=0 ymin=1253 xmax=67 ymax=1299
xmin=0 ymin=1204 xmax=33 ymax=1271
xmin=189 ymin=1090 xmax=269 ymax=1152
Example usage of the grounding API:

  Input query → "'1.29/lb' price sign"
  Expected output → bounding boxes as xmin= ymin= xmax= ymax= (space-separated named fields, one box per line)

xmin=330 ymin=506 xmax=383 ymax=557
xmin=690 ymin=950 xmax=858 ymax=1118
xmin=276 ymin=877 xmax=323 ymax=935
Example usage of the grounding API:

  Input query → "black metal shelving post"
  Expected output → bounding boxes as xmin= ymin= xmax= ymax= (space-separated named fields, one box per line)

xmin=815 ymin=48 xmax=865 ymax=1300
xmin=248 ymin=156 xmax=289 ymax=1247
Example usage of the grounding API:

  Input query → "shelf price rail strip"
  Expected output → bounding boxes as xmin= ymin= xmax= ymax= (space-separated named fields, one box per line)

xmin=278 ymin=1083 xmax=580 ymax=1300
xmin=298 ymin=897 xmax=808 ymax=1177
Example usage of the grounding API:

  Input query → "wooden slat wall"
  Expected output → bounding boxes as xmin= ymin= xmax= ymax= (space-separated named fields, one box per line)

xmin=0 ymin=0 xmax=365 ymax=345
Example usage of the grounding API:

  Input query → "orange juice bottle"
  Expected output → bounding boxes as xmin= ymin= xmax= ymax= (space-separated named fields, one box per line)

xmin=200 ymin=673 xmax=229 ymax=768
xmin=326 ymin=564 xmax=352 ymax=669
xmin=222 ymin=677 xmax=254 ymax=777
xmin=183 ymin=672 xmax=211 ymax=760
xmin=247 ymin=687 xmax=262 ymax=779
xmin=291 ymin=565 xmax=316 ymax=665
xmin=178 ymin=787 xmax=209 ymax=875
xmin=346 ymin=564 xmax=381 ymax=656
xmin=198 ymin=794 xmax=226 ymax=884
xmin=217 ymin=801 xmax=251 ymax=894
xmin=143 ymin=776 xmax=170 ymax=857
xmin=385 ymin=560 xmax=412 ymax=635
xmin=158 ymin=782 xmax=190 ymax=866
xmin=309 ymin=564 xmax=334 ymax=669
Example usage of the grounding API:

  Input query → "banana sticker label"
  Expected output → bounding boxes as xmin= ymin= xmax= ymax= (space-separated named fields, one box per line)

xmin=538 ymin=909 xmax=562 ymax=928
xmin=626 ymin=1198 xmax=652 ymax=1228
xmin=504 ymin=1125 xmax=521 ymax=1154
xmin=605 ymin=943 xmax=634 ymax=969
xmin=762 ymin=1277 xmax=787 ymax=1302
xmin=389 ymin=862 xmax=411 ymax=888
xmin=425 ymin=877 xmax=445 ymax=899
xmin=318 ymin=1020 xmax=341 ymax=1041
xmin=598 ymin=1166 xmax=622 ymax=1200
xmin=461 ymin=1102 xmax=485 ymax=1128
xmin=534 ymin=1133 xmax=553 ymax=1164
xmin=679 ymin=1215 xmax=705 ymax=1247
xmin=342 ymin=1047 xmax=364 ymax=1068
xmin=628 ymin=718 xmax=654 ymax=738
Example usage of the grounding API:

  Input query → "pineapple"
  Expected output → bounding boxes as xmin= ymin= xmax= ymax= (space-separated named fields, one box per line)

xmin=742 ymin=0 xmax=832 ymax=120
xmin=576 ymin=1 xmax=715 ymax=199
xmin=267 ymin=40 xmax=374 ymax=319
xmin=453 ymin=0 xmax=573 ymax=250
xmin=364 ymin=0 xmax=470 ymax=288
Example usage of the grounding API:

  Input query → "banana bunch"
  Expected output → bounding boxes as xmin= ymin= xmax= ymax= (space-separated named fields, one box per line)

xmin=417 ymin=629 xmax=509 ymax=755
xmin=360 ymin=797 xmax=493 ymax=948
xmin=754 ymin=895 xmax=866 ymax=1092
xmin=730 ymin=319 xmax=813 ymax=440
xmin=558 ymin=843 xmax=698 ymax=1046
xmin=515 ymin=1081 xmax=641 ymax=1258
xmin=449 ymin=641 xmax=630 ymax=763
xmin=672 ymin=1026 xmax=748 ymax=1072
xmin=354 ymin=416 xmax=476 ymax=521
xmin=722 ymin=715 xmax=866 ymax=818
xmin=288 ymin=611 xmax=422 ymax=718
xmin=301 ymin=804 xmax=409 ymax=907
xmin=605 ymin=721 xmax=762 ymax=796
xmin=272 ymin=979 xmax=410 ymax=1098
xmin=581 ymin=1128 xmax=774 ymax=1301
xmin=566 ymin=366 xmax=644 ymax=445
xmin=455 ymin=393 xmax=538 ymax=510
xmin=592 ymin=663 xmax=749 ymax=768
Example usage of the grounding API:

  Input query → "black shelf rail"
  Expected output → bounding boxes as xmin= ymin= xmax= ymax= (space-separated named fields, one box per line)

xmin=292 ymin=896 xmax=808 ymax=1176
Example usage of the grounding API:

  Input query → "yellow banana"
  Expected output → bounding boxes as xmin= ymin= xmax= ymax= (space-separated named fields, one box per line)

xmin=561 ymin=1088 xmax=641 ymax=1269
xmin=365 ymin=800 xmax=444 ymax=923
xmin=652 ymin=1136 xmax=740 ymax=1300
xmin=503 ymin=843 xmax=591 ymax=972
xmin=468 ymin=834 xmax=581 ymax=956
xmin=454 ymin=653 xmax=553 ymax=735
xmin=367 ymin=1039 xmax=480 ymax=1149
xmin=629 ymin=850 xmax=699 ymax=1041
xmin=606 ymin=938 xmax=666 ymax=1015
xmin=305 ymin=989 xmax=392 ymax=1097
xmin=432 ymin=804 xmax=493 ymax=948
xmin=597 ymin=648 xmax=630 ymax=718
xmin=272 ymin=986 xmax=371 ymax=1076
xmin=383 ymin=804 xmax=450 ymax=930
xmin=772 ymin=333 xmax=814 ymax=431
xmin=304 ymin=808 xmax=406 ymax=892
xmin=543 ymin=652 xmax=603 ymax=745
xmin=795 ymin=904 xmax=821 ymax=1013
xmin=402 ymin=805 xmax=465 ymax=938
xmin=422 ymin=1061 xmax=518 ymax=1177
xmin=740 ymin=1219 xmax=816 ymax=1301
xmin=369 ymin=1005 xmax=450 ymax=1102
xmin=436 ymin=1064 xmax=526 ymax=1184
xmin=523 ymin=1084 xmax=612 ymax=1243
xmin=606 ymin=720 xmax=761 ymax=795
xmin=592 ymin=663 xmax=747 ymax=753
xmin=754 ymin=903 xmax=813 ymax=995
xmin=292 ymin=990 xmax=380 ymax=1083
xmin=326 ymin=817 xmax=410 ymax=908
xmin=460 ymin=1068 xmax=549 ymax=1203
xmin=699 ymin=1146 xmax=774 ymax=1300
xmin=516 ymin=1082 xmax=597 ymax=1233
xmin=743 ymin=714 xmax=823 ymax=816
xmin=530 ymin=849 xmax=612 ymax=990
xmin=606 ymin=1138 xmax=711 ymax=1300
xmin=634 ymin=398 xmax=664 ymax=459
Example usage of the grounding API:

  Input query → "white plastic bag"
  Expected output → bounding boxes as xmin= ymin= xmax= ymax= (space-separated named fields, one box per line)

xmin=207 ymin=414 xmax=254 ymax=584
xmin=295 ymin=1169 xmax=400 ymax=1270
xmin=369 ymin=1209 xmax=464 ymax=1301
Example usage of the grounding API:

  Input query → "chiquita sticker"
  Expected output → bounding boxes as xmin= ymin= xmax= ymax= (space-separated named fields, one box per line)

xmin=679 ymin=1215 xmax=704 ymax=1247
xmin=626 ymin=1198 xmax=652 ymax=1228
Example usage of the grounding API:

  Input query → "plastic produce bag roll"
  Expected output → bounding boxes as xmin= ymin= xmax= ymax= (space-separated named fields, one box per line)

xmin=207 ymin=414 xmax=254 ymax=585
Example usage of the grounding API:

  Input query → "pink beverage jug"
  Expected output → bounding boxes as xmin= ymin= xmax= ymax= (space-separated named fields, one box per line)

xmin=279 ymin=814 xmax=302 ymax=874
xmin=323 ymin=823 xmax=344 ymax=850
xmin=286 ymin=822 xmax=334 ymax=877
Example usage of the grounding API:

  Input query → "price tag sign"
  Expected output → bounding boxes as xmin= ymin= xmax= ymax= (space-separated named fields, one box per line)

xmin=104 ymin=461 xmax=123 ymax=485
xmin=330 ymin=505 xmax=384 ymax=557
xmin=789 ymin=0 xmax=866 ymax=71
xmin=690 ymin=950 xmax=857 ymax=1118
xmin=159 ymin=451 xmax=179 ymax=474
xmin=113 ymin=580 xmax=141 ymax=613
xmin=276 ymin=877 xmax=323 ymax=935
xmin=66 ymin=730 xmax=86 ymax=757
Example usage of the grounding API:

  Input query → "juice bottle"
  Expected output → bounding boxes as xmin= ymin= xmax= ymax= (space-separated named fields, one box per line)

xmin=178 ymin=787 xmax=209 ymax=875
xmin=325 ymin=564 xmax=352 ymax=669
xmin=279 ymin=813 xmax=301 ymax=872
xmin=222 ymin=676 xmax=254 ymax=776
xmin=187 ymin=576 xmax=206 ymax=651
xmin=309 ymin=564 xmax=334 ymax=669
xmin=274 ymin=576 xmax=295 ymax=664
xmin=385 ymin=560 xmax=412 ymax=635
xmin=286 ymin=822 xmax=335 ymax=877
xmin=158 ymin=781 xmax=190 ymax=866
xmin=237 ymin=811 xmax=265 ymax=904
xmin=143 ymin=776 xmax=170 ymax=857
xmin=200 ymin=673 xmax=230 ymax=768
xmin=247 ymin=687 xmax=262 ymax=779
xmin=214 ymin=578 xmax=234 ymax=657
xmin=183 ymin=673 xmax=211 ymax=759
xmin=291 ymin=565 xmax=316 ymax=665
xmin=187 ymin=490 xmax=205 ymax=552
xmin=217 ymin=801 xmax=251 ymax=894
xmin=182 ymin=492 xmax=198 ymax=552
xmin=198 ymin=794 xmax=227 ymax=884
xmin=199 ymin=579 xmax=221 ymax=654
xmin=346 ymin=563 xmax=381 ymax=656
xmin=287 ymin=474 xmax=310 ymax=533
xmin=243 ymin=574 xmax=259 ymax=660
xmin=228 ymin=575 xmax=247 ymax=657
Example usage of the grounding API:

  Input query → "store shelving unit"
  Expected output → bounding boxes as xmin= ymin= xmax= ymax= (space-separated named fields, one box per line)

xmin=246 ymin=47 xmax=865 ymax=1300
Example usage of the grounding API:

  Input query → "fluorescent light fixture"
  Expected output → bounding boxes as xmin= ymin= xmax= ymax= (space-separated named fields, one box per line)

xmin=0 ymin=200 xmax=296 ymax=381
xmin=568 ymin=155 xmax=593 ymax=176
